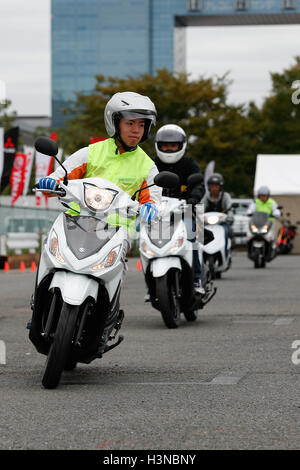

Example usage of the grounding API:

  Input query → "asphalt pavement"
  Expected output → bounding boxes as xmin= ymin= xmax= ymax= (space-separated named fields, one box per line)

xmin=0 ymin=251 xmax=300 ymax=450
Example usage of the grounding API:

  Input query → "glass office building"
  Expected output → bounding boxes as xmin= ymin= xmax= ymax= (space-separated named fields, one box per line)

xmin=51 ymin=0 xmax=300 ymax=127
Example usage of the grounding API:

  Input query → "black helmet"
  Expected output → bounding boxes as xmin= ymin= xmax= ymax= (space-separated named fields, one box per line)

xmin=207 ymin=173 xmax=224 ymax=188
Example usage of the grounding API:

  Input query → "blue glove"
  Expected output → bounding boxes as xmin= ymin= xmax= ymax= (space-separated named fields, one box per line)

xmin=38 ymin=177 xmax=57 ymax=191
xmin=140 ymin=202 xmax=158 ymax=223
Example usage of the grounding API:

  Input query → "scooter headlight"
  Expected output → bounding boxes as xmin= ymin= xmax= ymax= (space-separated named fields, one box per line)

xmin=251 ymin=224 xmax=258 ymax=233
xmin=84 ymin=183 xmax=117 ymax=211
xmin=91 ymin=245 xmax=121 ymax=270
xmin=260 ymin=224 xmax=269 ymax=234
xmin=206 ymin=215 xmax=219 ymax=225
xmin=170 ymin=236 xmax=184 ymax=253
xmin=49 ymin=230 xmax=65 ymax=263
xmin=141 ymin=241 xmax=154 ymax=256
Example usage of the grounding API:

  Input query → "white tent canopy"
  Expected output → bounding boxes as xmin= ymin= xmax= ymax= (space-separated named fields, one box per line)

xmin=254 ymin=154 xmax=300 ymax=196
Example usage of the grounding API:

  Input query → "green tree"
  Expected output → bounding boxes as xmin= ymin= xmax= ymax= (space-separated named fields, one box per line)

xmin=58 ymin=69 xmax=257 ymax=196
xmin=0 ymin=100 xmax=16 ymax=129
xmin=258 ymin=56 xmax=300 ymax=154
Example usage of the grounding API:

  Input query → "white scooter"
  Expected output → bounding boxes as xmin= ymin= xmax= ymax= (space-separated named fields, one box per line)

xmin=139 ymin=174 xmax=216 ymax=329
xmin=202 ymin=212 xmax=232 ymax=279
xmin=29 ymin=137 xmax=157 ymax=389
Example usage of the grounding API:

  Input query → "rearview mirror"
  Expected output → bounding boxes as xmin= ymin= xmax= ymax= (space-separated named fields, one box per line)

xmin=154 ymin=171 xmax=180 ymax=189
xmin=35 ymin=136 xmax=68 ymax=185
xmin=186 ymin=173 xmax=203 ymax=188
xmin=35 ymin=136 xmax=58 ymax=156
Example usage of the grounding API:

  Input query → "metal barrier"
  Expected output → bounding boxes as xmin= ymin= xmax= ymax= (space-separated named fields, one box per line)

xmin=5 ymin=232 xmax=40 ymax=254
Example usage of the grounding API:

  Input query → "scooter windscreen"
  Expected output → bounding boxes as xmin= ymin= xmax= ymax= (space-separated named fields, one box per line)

xmin=250 ymin=212 xmax=270 ymax=228
xmin=147 ymin=216 xmax=176 ymax=248
xmin=63 ymin=215 xmax=119 ymax=260
xmin=249 ymin=212 xmax=272 ymax=233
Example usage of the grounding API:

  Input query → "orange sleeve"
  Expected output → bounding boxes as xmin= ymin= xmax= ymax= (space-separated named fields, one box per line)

xmin=57 ymin=163 xmax=87 ymax=183
xmin=138 ymin=179 xmax=155 ymax=205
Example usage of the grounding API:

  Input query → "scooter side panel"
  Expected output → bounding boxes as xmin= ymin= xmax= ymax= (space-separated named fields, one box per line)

xmin=49 ymin=271 xmax=99 ymax=305
xmin=203 ymin=224 xmax=226 ymax=255
xmin=151 ymin=257 xmax=181 ymax=278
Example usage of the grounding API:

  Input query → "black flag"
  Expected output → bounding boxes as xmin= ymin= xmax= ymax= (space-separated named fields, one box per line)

xmin=0 ymin=127 xmax=19 ymax=193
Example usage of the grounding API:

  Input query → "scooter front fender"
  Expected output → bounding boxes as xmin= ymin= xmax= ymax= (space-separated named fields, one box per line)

xmin=49 ymin=271 xmax=99 ymax=306
xmin=204 ymin=224 xmax=226 ymax=254
xmin=150 ymin=257 xmax=181 ymax=278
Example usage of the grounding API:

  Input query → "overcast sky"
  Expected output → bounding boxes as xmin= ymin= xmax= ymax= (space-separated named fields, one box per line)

xmin=0 ymin=0 xmax=300 ymax=116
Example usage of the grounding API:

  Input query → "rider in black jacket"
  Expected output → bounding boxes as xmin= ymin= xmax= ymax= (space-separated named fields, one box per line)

xmin=154 ymin=124 xmax=205 ymax=294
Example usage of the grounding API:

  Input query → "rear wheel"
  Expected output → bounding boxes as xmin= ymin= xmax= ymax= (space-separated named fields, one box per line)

xmin=207 ymin=255 xmax=216 ymax=280
xmin=156 ymin=271 xmax=181 ymax=329
xmin=64 ymin=358 xmax=77 ymax=371
xmin=42 ymin=302 xmax=79 ymax=389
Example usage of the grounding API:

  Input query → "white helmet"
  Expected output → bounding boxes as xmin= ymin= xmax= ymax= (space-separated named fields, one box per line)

xmin=155 ymin=124 xmax=187 ymax=164
xmin=257 ymin=186 xmax=270 ymax=198
xmin=104 ymin=91 xmax=157 ymax=143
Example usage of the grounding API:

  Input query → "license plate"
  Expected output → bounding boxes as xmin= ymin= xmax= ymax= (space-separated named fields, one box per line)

xmin=253 ymin=241 xmax=264 ymax=248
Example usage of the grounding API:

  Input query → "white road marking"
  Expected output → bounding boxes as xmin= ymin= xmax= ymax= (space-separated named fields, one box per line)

xmin=232 ymin=319 xmax=273 ymax=324
xmin=65 ymin=372 xmax=247 ymax=386
xmin=208 ymin=372 xmax=246 ymax=385
xmin=273 ymin=317 xmax=294 ymax=326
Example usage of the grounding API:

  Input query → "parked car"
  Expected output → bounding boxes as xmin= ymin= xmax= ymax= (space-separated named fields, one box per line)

xmin=231 ymin=198 xmax=252 ymax=246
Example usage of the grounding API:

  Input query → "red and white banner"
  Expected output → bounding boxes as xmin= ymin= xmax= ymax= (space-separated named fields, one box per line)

xmin=0 ymin=127 xmax=3 ymax=183
xmin=10 ymin=152 xmax=26 ymax=206
xmin=35 ymin=132 xmax=56 ymax=207
xmin=22 ymin=145 xmax=34 ymax=196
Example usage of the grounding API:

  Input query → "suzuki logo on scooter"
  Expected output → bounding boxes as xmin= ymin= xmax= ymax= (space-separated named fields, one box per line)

xmin=79 ymin=247 xmax=85 ymax=253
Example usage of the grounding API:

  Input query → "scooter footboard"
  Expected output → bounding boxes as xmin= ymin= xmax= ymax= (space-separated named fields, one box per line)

xmin=151 ymin=257 xmax=181 ymax=278
xmin=49 ymin=271 xmax=99 ymax=305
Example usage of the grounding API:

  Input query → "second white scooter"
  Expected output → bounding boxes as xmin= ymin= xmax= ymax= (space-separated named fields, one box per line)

xmin=203 ymin=212 xmax=232 ymax=279
xmin=139 ymin=173 xmax=216 ymax=329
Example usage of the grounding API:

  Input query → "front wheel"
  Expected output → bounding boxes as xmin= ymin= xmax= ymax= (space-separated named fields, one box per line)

xmin=183 ymin=309 xmax=198 ymax=322
xmin=254 ymin=253 xmax=265 ymax=268
xmin=156 ymin=271 xmax=181 ymax=329
xmin=207 ymin=255 xmax=216 ymax=280
xmin=42 ymin=302 xmax=79 ymax=389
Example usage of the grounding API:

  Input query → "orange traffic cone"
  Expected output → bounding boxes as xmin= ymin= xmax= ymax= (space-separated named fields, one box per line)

xmin=19 ymin=261 xmax=26 ymax=272
xmin=136 ymin=259 xmax=142 ymax=271
xmin=4 ymin=261 xmax=10 ymax=272
xmin=31 ymin=261 xmax=37 ymax=272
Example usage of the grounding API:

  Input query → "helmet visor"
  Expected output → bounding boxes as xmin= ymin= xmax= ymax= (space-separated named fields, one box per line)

xmin=119 ymin=110 xmax=156 ymax=122
xmin=157 ymin=141 xmax=184 ymax=153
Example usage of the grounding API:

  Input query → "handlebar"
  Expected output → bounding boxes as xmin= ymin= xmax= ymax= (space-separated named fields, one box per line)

xmin=33 ymin=187 xmax=67 ymax=197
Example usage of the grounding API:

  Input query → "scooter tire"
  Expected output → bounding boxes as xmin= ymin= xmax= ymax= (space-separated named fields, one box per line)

xmin=156 ymin=272 xmax=181 ymax=329
xmin=183 ymin=310 xmax=198 ymax=322
xmin=254 ymin=258 xmax=265 ymax=268
xmin=207 ymin=255 xmax=216 ymax=280
xmin=42 ymin=302 xmax=79 ymax=389
xmin=64 ymin=358 xmax=77 ymax=371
